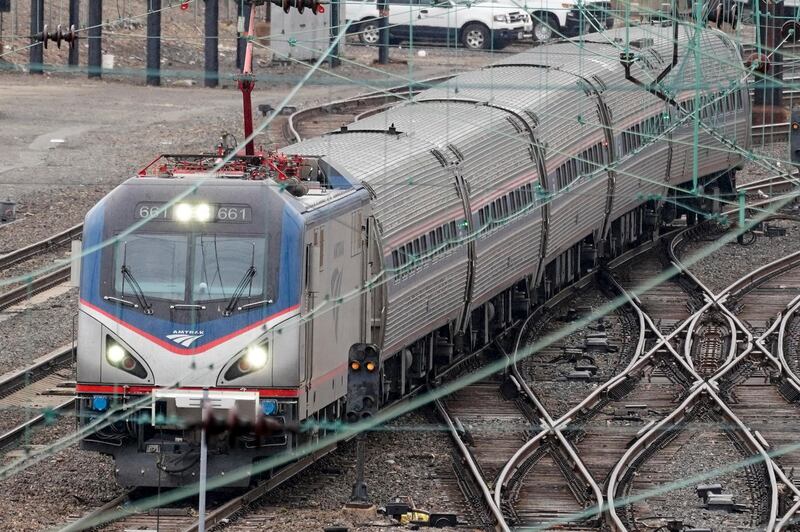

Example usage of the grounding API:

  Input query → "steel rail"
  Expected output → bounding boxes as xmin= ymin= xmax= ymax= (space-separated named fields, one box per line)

xmin=434 ymin=398 xmax=509 ymax=532
xmin=60 ymin=489 xmax=137 ymax=532
xmin=0 ymin=345 xmax=74 ymax=399
xmin=0 ymin=264 xmax=71 ymax=311
xmin=0 ymin=346 xmax=76 ymax=450
xmin=0 ymin=398 xmax=75 ymax=451
xmin=0 ymin=223 xmax=82 ymax=270
xmin=179 ymin=442 xmax=339 ymax=532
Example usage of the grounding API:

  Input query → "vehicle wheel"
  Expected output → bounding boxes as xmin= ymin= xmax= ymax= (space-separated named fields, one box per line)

xmin=358 ymin=18 xmax=380 ymax=46
xmin=461 ymin=23 xmax=490 ymax=50
xmin=532 ymin=13 xmax=558 ymax=42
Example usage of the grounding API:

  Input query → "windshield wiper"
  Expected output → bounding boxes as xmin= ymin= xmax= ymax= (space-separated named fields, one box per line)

xmin=223 ymin=266 xmax=256 ymax=316
xmin=121 ymin=264 xmax=154 ymax=315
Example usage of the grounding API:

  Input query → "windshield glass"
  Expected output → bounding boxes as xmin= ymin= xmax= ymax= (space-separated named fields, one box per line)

xmin=113 ymin=233 xmax=266 ymax=304
xmin=114 ymin=234 xmax=188 ymax=300
xmin=193 ymin=235 xmax=265 ymax=302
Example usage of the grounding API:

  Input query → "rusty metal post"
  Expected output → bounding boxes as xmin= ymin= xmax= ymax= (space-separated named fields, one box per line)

xmin=236 ymin=1 xmax=251 ymax=70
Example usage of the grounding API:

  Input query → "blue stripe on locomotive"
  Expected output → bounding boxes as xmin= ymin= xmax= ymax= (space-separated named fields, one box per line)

xmin=80 ymin=201 xmax=303 ymax=351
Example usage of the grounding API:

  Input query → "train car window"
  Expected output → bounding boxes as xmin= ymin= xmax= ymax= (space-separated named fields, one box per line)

xmin=500 ymin=196 xmax=509 ymax=218
xmin=392 ymin=250 xmax=400 ymax=270
xmin=449 ymin=221 xmax=458 ymax=245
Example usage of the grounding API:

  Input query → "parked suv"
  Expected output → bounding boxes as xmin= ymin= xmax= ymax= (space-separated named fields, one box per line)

xmin=348 ymin=0 xmax=533 ymax=50
xmin=348 ymin=0 xmax=613 ymax=49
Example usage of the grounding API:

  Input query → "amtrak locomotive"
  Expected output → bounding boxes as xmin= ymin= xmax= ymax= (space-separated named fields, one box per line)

xmin=76 ymin=24 xmax=750 ymax=487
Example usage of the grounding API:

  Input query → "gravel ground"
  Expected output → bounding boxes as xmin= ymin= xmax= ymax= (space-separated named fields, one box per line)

xmin=0 ymin=247 xmax=72 ymax=292
xmin=629 ymin=417 xmax=756 ymax=531
xmin=0 ymin=43 xmax=498 ymax=254
xmin=736 ymin=142 xmax=791 ymax=187
xmin=0 ymin=289 xmax=77 ymax=375
xmin=226 ymin=410 xmax=472 ymax=531
xmin=0 ymin=407 xmax=37 ymax=436
xmin=678 ymin=219 xmax=800 ymax=293
xmin=0 ymin=414 xmax=123 ymax=532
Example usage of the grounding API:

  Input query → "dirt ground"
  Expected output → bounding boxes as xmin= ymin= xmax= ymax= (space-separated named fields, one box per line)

xmin=0 ymin=37 xmax=501 ymax=253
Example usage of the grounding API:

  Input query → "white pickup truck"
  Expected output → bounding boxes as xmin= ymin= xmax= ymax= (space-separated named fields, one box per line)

xmin=347 ymin=0 xmax=613 ymax=50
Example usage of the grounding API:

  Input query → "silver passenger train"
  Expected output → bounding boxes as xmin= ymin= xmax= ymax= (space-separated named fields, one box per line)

xmin=76 ymin=24 xmax=750 ymax=487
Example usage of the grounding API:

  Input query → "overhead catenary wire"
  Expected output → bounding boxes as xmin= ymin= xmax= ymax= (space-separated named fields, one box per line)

xmin=1 ymin=4 xmax=800 ymax=524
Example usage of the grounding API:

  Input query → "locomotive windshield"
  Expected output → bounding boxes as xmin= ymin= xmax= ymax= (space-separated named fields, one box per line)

xmin=113 ymin=232 xmax=266 ymax=309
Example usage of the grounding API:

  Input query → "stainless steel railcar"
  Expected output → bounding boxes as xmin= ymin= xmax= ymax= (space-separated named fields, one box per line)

xmin=75 ymin=24 xmax=750 ymax=487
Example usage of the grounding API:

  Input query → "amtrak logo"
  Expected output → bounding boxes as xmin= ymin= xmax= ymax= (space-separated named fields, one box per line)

xmin=166 ymin=330 xmax=205 ymax=347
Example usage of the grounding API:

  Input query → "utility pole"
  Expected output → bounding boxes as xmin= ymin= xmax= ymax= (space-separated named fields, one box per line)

xmin=29 ymin=0 xmax=44 ymax=73
xmin=205 ymin=0 xmax=219 ymax=87
xmin=329 ymin=0 xmax=340 ymax=67
xmin=146 ymin=0 xmax=161 ymax=86
xmin=754 ymin=0 xmax=784 ymax=122
xmin=68 ymin=0 xmax=79 ymax=66
xmin=377 ymin=0 xmax=388 ymax=64
xmin=88 ymin=0 xmax=102 ymax=78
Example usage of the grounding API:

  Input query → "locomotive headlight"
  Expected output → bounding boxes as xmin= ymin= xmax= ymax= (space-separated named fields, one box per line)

xmin=194 ymin=203 xmax=212 ymax=222
xmin=225 ymin=342 xmax=271 ymax=380
xmin=105 ymin=337 xmax=148 ymax=379
xmin=244 ymin=344 xmax=269 ymax=370
xmin=174 ymin=203 xmax=193 ymax=222
xmin=107 ymin=344 xmax=126 ymax=364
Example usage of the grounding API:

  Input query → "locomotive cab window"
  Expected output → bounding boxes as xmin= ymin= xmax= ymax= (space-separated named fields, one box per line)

xmin=193 ymin=235 xmax=266 ymax=301
xmin=114 ymin=234 xmax=188 ymax=301
xmin=112 ymin=232 xmax=268 ymax=309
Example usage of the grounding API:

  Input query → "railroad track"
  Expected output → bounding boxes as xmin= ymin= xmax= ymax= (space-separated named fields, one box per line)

xmin=603 ymin=216 xmax=800 ymax=530
xmin=284 ymin=75 xmax=451 ymax=143
xmin=430 ymin=203 xmax=800 ymax=531
xmin=0 ymin=345 xmax=75 ymax=452
xmin=0 ymin=224 xmax=81 ymax=311
xmin=751 ymin=122 xmax=791 ymax=144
